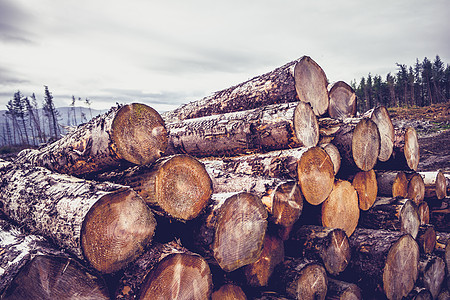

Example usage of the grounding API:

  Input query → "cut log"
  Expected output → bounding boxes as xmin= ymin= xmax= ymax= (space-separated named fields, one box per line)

xmin=363 ymin=106 xmax=394 ymax=162
xmin=358 ymin=197 xmax=420 ymax=239
xmin=211 ymin=284 xmax=247 ymax=300
xmin=430 ymin=207 xmax=450 ymax=232
xmin=418 ymin=201 xmax=430 ymax=225
xmin=162 ymin=56 xmax=327 ymax=123
xmin=165 ymin=101 xmax=319 ymax=157
xmin=407 ymin=172 xmax=426 ymax=205
xmin=320 ymin=143 xmax=341 ymax=175
xmin=193 ymin=192 xmax=268 ymax=272
xmin=327 ymin=81 xmax=357 ymax=120
xmin=404 ymin=287 xmax=433 ymax=300
xmin=252 ymin=291 xmax=290 ymax=300
xmin=285 ymin=225 xmax=350 ymax=276
xmin=321 ymin=180 xmax=360 ymax=236
xmin=243 ymin=233 xmax=285 ymax=287
xmin=331 ymin=118 xmax=380 ymax=172
xmin=376 ymin=171 xmax=409 ymax=198
xmin=417 ymin=225 xmax=437 ymax=255
xmin=435 ymin=232 xmax=450 ymax=289
xmin=270 ymin=257 xmax=328 ymax=300
xmin=417 ymin=255 xmax=446 ymax=300
xmin=116 ymin=241 xmax=213 ymax=300
xmin=420 ymin=170 xmax=447 ymax=200
xmin=326 ymin=278 xmax=362 ymax=300
xmin=0 ymin=219 xmax=109 ymax=299
xmin=347 ymin=228 xmax=419 ymax=300
xmin=352 ymin=169 xmax=378 ymax=211
xmin=0 ymin=163 xmax=156 ymax=273
xmin=95 ymin=154 xmax=212 ymax=221
xmin=16 ymin=103 xmax=167 ymax=176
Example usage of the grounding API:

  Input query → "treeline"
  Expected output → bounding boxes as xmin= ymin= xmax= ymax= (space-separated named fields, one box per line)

xmin=351 ymin=55 xmax=450 ymax=113
xmin=1 ymin=86 xmax=93 ymax=148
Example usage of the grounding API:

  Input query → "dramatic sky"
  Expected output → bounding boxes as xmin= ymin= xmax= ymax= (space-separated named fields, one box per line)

xmin=1 ymin=0 xmax=449 ymax=112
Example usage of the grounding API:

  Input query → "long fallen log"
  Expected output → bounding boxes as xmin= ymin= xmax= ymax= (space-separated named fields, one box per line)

xmin=327 ymin=81 xmax=357 ymax=120
xmin=16 ymin=103 xmax=167 ymax=176
xmin=162 ymin=56 xmax=329 ymax=123
xmin=166 ymin=101 xmax=319 ymax=157
xmin=346 ymin=228 xmax=419 ymax=300
xmin=94 ymin=154 xmax=212 ymax=221
xmin=0 ymin=219 xmax=110 ymax=299
xmin=0 ymin=162 xmax=156 ymax=274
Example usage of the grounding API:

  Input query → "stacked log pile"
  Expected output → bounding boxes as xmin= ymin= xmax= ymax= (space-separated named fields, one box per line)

xmin=0 ymin=56 xmax=449 ymax=300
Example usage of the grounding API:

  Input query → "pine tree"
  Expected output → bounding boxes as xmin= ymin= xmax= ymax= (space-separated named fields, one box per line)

xmin=43 ymin=85 xmax=60 ymax=141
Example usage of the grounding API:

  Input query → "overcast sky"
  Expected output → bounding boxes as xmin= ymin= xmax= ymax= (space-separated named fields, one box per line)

xmin=1 ymin=0 xmax=449 ymax=112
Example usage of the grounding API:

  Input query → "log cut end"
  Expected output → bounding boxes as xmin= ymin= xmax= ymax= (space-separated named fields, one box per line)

xmin=81 ymin=188 xmax=156 ymax=273
xmin=393 ymin=171 xmax=409 ymax=198
xmin=417 ymin=225 xmax=436 ymax=255
xmin=435 ymin=170 xmax=447 ymax=199
xmin=285 ymin=261 xmax=328 ymax=300
xmin=419 ymin=256 xmax=446 ymax=299
xmin=417 ymin=201 xmax=430 ymax=225
xmin=270 ymin=181 xmax=304 ymax=229
xmin=321 ymin=228 xmax=351 ymax=276
xmin=404 ymin=127 xmax=420 ymax=171
xmin=399 ymin=199 xmax=420 ymax=239
xmin=328 ymin=81 xmax=357 ymax=119
xmin=211 ymin=284 xmax=247 ymax=300
xmin=293 ymin=101 xmax=319 ymax=147
xmin=352 ymin=169 xmax=378 ymax=211
xmin=112 ymin=103 xmax=168 ymax=166
xmin=213 ymin=192 xmax=268 ymax=272
xmin=408 ymin=173 xmax=425 ymax=205
xmin=139 ymin=253 xmax=213 ymax=300
xmin=383 ymin=234 xmax=419 ymax=300
xmin=155 ymin=155 xmax=213 ymax=220
xmin=352 ymin=118 xmax=380 ymax=171
xmin=370 ymin=106 xmax=394 ymax=162
xmin=322 ymin=180 xmax=360 ymax=236
xmin=293 ymin=56 xmax=329 ymax=116
xmin=326 ymin=278 xmax=362 ymax=300
xmin=1 ymin=255 xmax=110 ymax=299
xmin=297 ymin=147 xmax=335 ymax=205
xmin=321 ymin=143 xmax=341 ymax=175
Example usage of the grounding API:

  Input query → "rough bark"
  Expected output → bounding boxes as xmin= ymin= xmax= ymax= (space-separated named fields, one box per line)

xmin=165 ymin=101 xmax=319 ymax=158
xmin=211 ymin=284 xmax=247 ymax=300
xmin=95 ymin=154 xmax=212 ymax=221
xmin=0 ymin=219 xmax=109 ymax=299
xmin=327 ymin=81 xmax=357 ymax=120
xmin=285 ymin=225 xmax=351 ymax=276
xmin=326 ymin=278 xmax=362 ymax=300
xmin=271 ymin=257 xmax=328 ymax=300
xmin=358 ymin=197 xmax=420 ymax=239
xmin=243 ymin=233 xmax=285 ymax=287
xmin=16 ymin=103 xmax=167 ymax=176
xmin=0 ymin=162 xmax=156 ymax=274
xmin=321 ymin=180 xmax=360 ymax=236
xmin=352 ymin=169 xmax=378 ymax=211
xmin=363 ymin=106 xmax=395 ymax=162
xmin=417 ymin=255 xmax=446 ymax=300
xmin=404 ymin=287 xmax=433 ymax=300
xmin=347 ymin=228 xmax=419 ymax=300
xmin=417 ymin=225 xmax=437 ymax=255
xmin=320 ymin=142 xmax=341 ymax=175
xmin=420 ymin=171 xmax=447 ymax=200
xmin=407 ymin=172 xmax=426 ymax=205
xmin=193 ymin=192 xmax=268 ymax=272
xmin=116 ymin=241 xmax=213 ymax=300
xmin=376 ymin=171 xmax=409 ymax=198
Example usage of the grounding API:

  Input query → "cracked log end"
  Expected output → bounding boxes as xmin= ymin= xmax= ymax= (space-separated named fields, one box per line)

xmin=404 ymin=127 xmax=420 ymax=171
xmin=320 ymin=228 xmax=351 ymax=276
xmin=112 ymin=103 xmax=168 ymax=165
xmin=270 ymin=181 xmax=304 ymax=229
xmin=352 ymin=169 xmax=378 ymax=211
xmin=213 ymin=192 xmax=268 ymax=272
xmin=297 ymin=147 xmax=335 ymax=205
xmin=156 ymin=155 xmax=213 ymax=220
xmin=328 ymin=81 xmax=357 ymax=119
xmin=321 ymin=143 xmax=341 ymax=175
xmin=293 ymin=56 xmax=329 ymax=116
xmin=293 ymin=101 xmax=319 ymax=147
xmin=370 ymin=106 xmax=394 ymax=162
xmin=81 ymin=188 xmax=156 ymax=273
xmin=139 ymin=253 xmax=213 ymax=299
xmin=352 ymin=118 xmax=380 ymax=171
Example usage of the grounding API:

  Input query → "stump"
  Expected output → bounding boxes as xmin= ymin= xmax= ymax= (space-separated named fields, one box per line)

xmin=327 ymin=81 xmax=357 ymax=120
xmin=352 ymin=169 xmax=378 ymax=211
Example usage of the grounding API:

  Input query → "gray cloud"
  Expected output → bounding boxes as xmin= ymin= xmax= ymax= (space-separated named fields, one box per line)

xmin=0 ymin=0 xmax=35 ymax=44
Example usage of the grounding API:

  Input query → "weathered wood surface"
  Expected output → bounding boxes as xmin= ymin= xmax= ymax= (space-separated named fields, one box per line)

xmin=417 ymin=255 xmax=446 ymax=300
xmin=0 ymin=162 xmax=156 ymax=273
xmin=16 ymin=103 xmax=167 ymax=176
xmin=327 ymin=81 xmax=357 ymax=120
xmin=211 ymin=284 xmax=248 ymax=300
xmin=404 ymin=287 xmax=433 ymax=300
xmin=326 ymin=278 xmax=362 ymax=300
xmin=95 ymin=154 xmax=212 ymax=221
xmin=320 ymin=142 xmax=341 ymax=175
xmin=418 ymin=201 xmax=430 ymax=225
xmin=407 ymin=172 xmax=426 ymax=205
xmin=166 ymin=101 xmax=319 ymax=157
xmin=0 ymin=219 xmax=109 ymax=299
xmin=363 ymin=106 xmax=395 ymax=162
xmin=376 ymin=171 xmax=409 ymax=198
xmin=347 ymin=228 xmax=419 ymax=300
xmin=416 ymin=225 xmax=436 ymax=255
xmin=116 ymin=241 xmax=213 ymax=300
xmin=352 ymin=169 xmax=378 ymax=211
xmin=286 ymin=225 xmax=350 ymax=276
xmin=271 ymin=257 xmax=328 ymax=300
xmin=420 ymin=170 xmax=447 ymax=200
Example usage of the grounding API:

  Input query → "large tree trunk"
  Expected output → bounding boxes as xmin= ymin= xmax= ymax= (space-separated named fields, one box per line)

xmin=94 ymin=154 xmax=212 ymax=221
xmin=16 ymin=103 xmax=167 ymax=176
xmin=326 ymin=278 xmax=362 ymax=300
xmin=270 ymin=257 xmax=328 ymax=300
xmin=376 ymin=171 xmax=409 ymax=198
xmin=285 ymin=225 xmax=351 ymax=276
xmin=420 ymin=170 xmax=447 ymax=200
xmin=417 ymin=255 xmax=446 ymax=300
xmin=346 ymin=228 xmax=419 ymax=300
xmin=358 ymin=197 xmax=420 ymax=239
xmin=192 ymin=192 xmax=268 ymax=272
xmin=352 ymin=169 xmax=378 ymax=211
xmin=162 ymin=56 xmax=329 ymax=123
xmin=327 ymin=81 xmax=357 ymax=120
xmin=0 ymin=219 xmax=109 ymax=299
xmin=166 ymin=101 xmax=319 ymax=157
xmin=0 ymin=162 xmax=156 ymax=274
xmin=116 ymin=241 xmax=213 ymax=300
